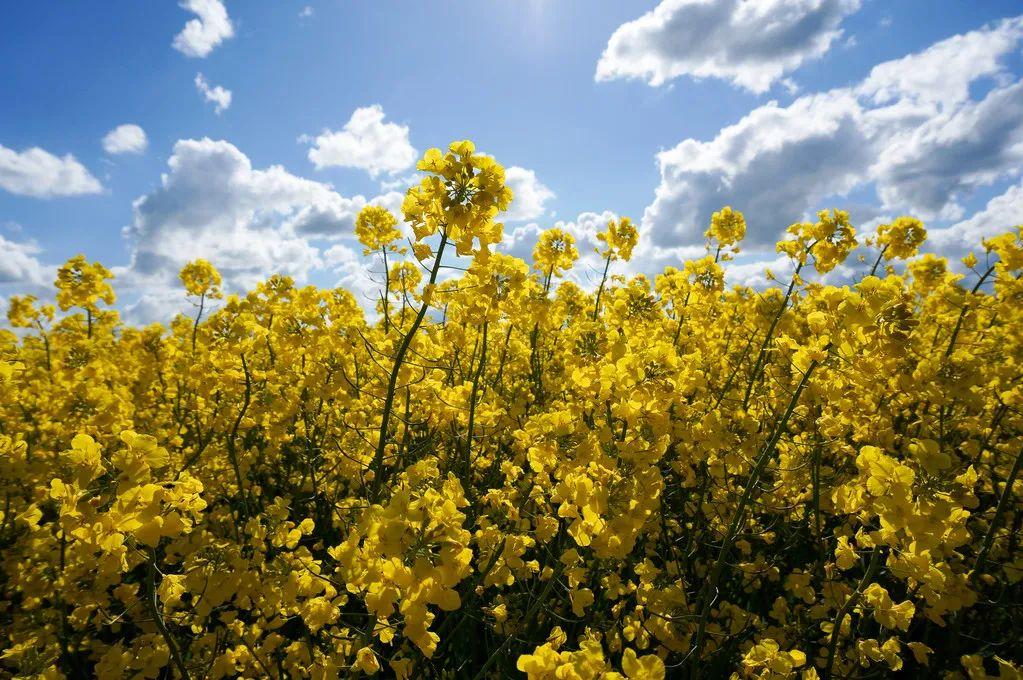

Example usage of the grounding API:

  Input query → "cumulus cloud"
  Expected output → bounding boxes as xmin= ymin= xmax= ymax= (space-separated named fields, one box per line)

xmin=322 ymin=242 xmax=381 ymax=302
xmin=306 ymin=105 xmax=417 ymax=178
xmin=102 ymin=124 xmax=148 ymax=155
xmin=501 ymin=210 xmax=664 ymax=291
xmin=0 ymin=235 xmax=50 ymax=287
xmin=929 ymin=181 xmax=1023 ymax=254
xmin=642 ymin=16 xmax=1023 ymax=252
xmin=858 ymin=16 xmax=1023 ymax=109
xmin=289 ymin=190 xmax=405 ymax=239
xmin=0 ymin=144 xmax=102 ymax=198
xmin=722 ymin=254 xmax=794 ymax=289
xmin=173 ymin=0 xmax=234 ymax=58
xmin=503 ymin=167 xmax=555 ymax=222
xmin=505 ymin=210 xmax=616 ymax=253
xmin=871 ymin=81 xmax=1023 ymax=219
xmin=118 ymin=138 xmax=402 ymax=322
xmin=0 ymin=235 xmax=55 ymax=325
xmin=645 ymin=91 xmax=871 ymax=248
xmin=121 ymin=289 xmax=194 ymax=326
xmin=195 ymin=73 xmax=232 ymax=114
xmin=596 ymin=0 xmax=861 ymax=93
xmin=379 ymin=173 xmax=421 ymax=193
xmin=126 ymin=138 xmax=328 ymax=282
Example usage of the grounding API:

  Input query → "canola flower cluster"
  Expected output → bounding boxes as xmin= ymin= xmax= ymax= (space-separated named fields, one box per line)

xmin=1 ymin=140 xmax=1022 ymax=679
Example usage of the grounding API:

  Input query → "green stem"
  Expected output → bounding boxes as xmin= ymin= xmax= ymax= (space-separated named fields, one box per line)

xmin=867 ymin=244 xmax=888 ymax=278
xmin=191 ymin=293 xmax=205 ymax=353
xmin=381 ymin=246 xmax=390 ymax=333
xmin=147 ymin=548 xmax=192 ymax=680
xmin=472 ymin=562 xmax=565 ymax=679
xmin=592 ymin=253 xmax=613 ymax=320
xmin=464 ymin=320 xmax=488 ymax=488
xmin=823 ymin=546 xmax=882 ymax=680
xmin=741 ymin=260 xmax=805 ymax=409
xmin=370 ymin=232 xmax=449 ymax=502
xmin=226 ymin=353 xmax=252 ymax=523
xmin=689 ymin=356 xmax=822 ymax=676
xmin=973 ymin=441 xmax=1023 ymax=576
xmin=945 ymin=264 xmax=996 ymax=358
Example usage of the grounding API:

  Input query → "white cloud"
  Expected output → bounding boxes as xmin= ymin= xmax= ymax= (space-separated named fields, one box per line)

xmin=287 ymin=190 xmax=405 ymax=239
xmin=118 ymin=138 xmax=403 ymax=322
xmin=322 ymin=242 xmax=380 ymax=302
xmin=0 ymin=235 xmax=54 ymax=326
xmin=379 ymin=172 xmax=421 ymax=193
xmin=871 ymin=81 xmax=1023 ymax=219
xmin=122 ymin=289 xmax=194 ymax=326
xmin=723 ymin=254 xmax=794 ymax=289
xmin=644 ymin=91 xmax=871 ymax=247
xmin=102 ymin=124 xmax=148 ymax=155
xmin=0 ymin=144 xmax=102 ymax=198
xmin=306 ymin=105 xmax=417 ymax=177
xmin=0 ymin=235 xmax=49 ymax=287
xmin=505 ymin=210 xmax=616 ymax=253
xmin=503 ymin=167 xmax=555 ymax=222
xmin=173 ymin=0 xmax=234 ymax=58
xmin=125 ymin=138 xmax=326 ymax=285
xmin=501 ymin=210 xmax=663 ymax=290
xmin=299 ymin=6 xmax=314 ymax=18
xmin=858 ymin=16 xmax=1023 ymax=109
xmin=596 ymin=0 xmax=861 ymax=93
xmin=929 ymin=181 xmax=1023 ymax=254
xmin=195 ymin=73 xmax=232 ymax=114
xmin=642 ymin=16 xmax=1023 ymax=251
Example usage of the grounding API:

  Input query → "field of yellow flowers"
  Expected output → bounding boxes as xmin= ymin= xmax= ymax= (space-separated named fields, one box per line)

xmin=1 ymin=141 xmax=1022 ymax=679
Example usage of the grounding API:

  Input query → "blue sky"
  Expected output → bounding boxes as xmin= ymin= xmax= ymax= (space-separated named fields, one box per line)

xmin=2 ymin=1 xmax=1023 ymax=320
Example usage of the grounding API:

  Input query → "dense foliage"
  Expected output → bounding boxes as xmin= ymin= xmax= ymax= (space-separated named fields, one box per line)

xmin=2 ymin=141 xmax=1022 ymax=679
